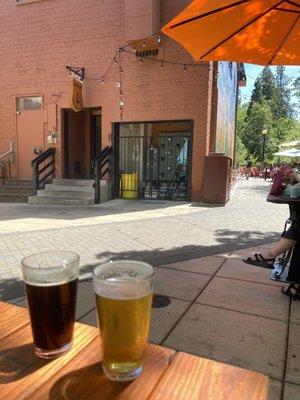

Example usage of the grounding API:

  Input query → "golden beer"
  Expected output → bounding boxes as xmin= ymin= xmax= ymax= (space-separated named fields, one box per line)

xmin=95 ymin=292 xmax=152 ymax=374
xmin=93 ymin=260 xmax=154 ymax=381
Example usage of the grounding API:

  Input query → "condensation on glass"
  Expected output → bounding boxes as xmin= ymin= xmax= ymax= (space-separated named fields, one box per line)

xmin=17 ymin=96 xmax=42 ymax=111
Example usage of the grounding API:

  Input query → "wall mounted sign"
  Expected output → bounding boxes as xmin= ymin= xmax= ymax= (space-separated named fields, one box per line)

xmin=70 ymin=79 xmax=83 ymax=112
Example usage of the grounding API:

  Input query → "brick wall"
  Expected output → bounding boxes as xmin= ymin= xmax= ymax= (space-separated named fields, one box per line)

xmin=0 ymin=0 xmax=214 ymax=200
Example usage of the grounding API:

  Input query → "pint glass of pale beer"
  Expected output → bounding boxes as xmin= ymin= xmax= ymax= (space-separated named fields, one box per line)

xmin=93 ymin=260 xmax=153 ymax=381
xmin=21 ymin=251 xmax=79 ymax=359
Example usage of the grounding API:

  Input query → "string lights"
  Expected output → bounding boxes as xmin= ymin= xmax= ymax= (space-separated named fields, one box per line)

xmin=67 ymin=33 xmax=258 ymax=120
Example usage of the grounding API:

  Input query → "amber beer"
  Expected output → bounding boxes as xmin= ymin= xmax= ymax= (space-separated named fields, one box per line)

xmin=93 ymin=261 xmax=154 ymax=381
xmin=21 ymin=251 xmax=79 ymax=359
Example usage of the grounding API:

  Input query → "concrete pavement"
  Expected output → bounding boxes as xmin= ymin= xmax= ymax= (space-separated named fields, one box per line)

xmin=1 ymin=178 xmax=299 ymax=399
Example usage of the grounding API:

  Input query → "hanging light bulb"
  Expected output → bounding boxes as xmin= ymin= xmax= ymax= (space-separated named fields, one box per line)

xmin=101 ymin=78 xmax=105 ymax=84
xmin=139 ymin=58 xmax=143 ymax=64
xmin=157 ymin=35 xmax=162 ymax=44
xmin=183 ymin=64 xmax=187 ymax=72
xmin=142 ymin=42 xmax=146 ymax=48
xmin=114 ymin=58 xmax=117 ymax=64
xmin=121 ymin=48 xmax=125 ymax=55
xmin=119 ymin=67 xmax=123 ymax=74
xmin=133 ymin=47 xmax=137 ymax=53
xmin=69 ymin=71 xmax=72 ymax=78
xmin=160 ymin=62 xmax=164 ymax=70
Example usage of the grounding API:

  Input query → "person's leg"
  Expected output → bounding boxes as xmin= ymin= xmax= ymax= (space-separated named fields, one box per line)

xmin=245 ymin=215 xmax=299 ymax=265
xmin=259 ymin=237 xmax=297 ymax=259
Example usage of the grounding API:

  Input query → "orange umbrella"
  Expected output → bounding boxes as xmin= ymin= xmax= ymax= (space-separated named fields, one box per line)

xmin=161 ymin=0 xmax=300 ymax=65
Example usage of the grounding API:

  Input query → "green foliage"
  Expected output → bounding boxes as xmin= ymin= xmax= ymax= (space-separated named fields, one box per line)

xmin=235 ymin=136 xmax=247 ymax=166
xmin=293 ymin=76 xmax=300 ymax=100
xmin=242 ymin=101 xmax=275 ymax=160
xmin=237 ymin=67 xmax=299 ymax=163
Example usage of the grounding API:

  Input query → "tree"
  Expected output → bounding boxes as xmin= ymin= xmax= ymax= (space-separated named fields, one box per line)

xmin=242 ymin=101 xmax=275 ymax=160
xmin=293 ymin=76 xmax=300 ymax=100
xmin=238 ymin=67 xmax=298 ymax=162
xmin=260 ymin=67 xmax=277 ymax=102
xmin=247 ymin=67 xmax=277 ymax=117
xmin=273 ymin=66 xmax=292 ymax=118
xmin=271 ymin=117 xmax=298 ymax=144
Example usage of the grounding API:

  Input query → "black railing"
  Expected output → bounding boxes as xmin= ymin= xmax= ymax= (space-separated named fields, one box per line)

xmin=32 ymin=147 xmax=55 ymax=194
xmin=0 ymin=142 xmax=14 ymax=179
xmin=93 ymin=146 xmax=112 ymax=204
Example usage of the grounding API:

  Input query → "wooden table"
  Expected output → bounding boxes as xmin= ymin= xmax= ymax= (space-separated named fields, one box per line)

xmin=0 ymin=301 xmax=269 ymax=399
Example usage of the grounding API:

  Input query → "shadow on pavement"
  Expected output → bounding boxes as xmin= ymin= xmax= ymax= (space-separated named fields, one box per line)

xmin=0 ymin=229 xmax=280 ymax=302
xmin=0 ymin=199 xmax=201 ymax=223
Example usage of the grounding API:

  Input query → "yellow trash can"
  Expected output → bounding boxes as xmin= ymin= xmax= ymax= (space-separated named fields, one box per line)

xmin=121 ymin=173 xmax=138 ymax=199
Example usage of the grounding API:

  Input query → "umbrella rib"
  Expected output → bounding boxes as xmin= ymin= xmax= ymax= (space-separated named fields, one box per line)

xmin=268 ymin=14 xmax=300 ymax=65
xmin=199 ymin=0 xmax=285 ymax=60
xmin=276 ymin=7 xmax=300 ymax=13
xmin=285 ymin=0 xmax=300 ymax=8
xmin=169 ymin=0 xmax=250 ymax=29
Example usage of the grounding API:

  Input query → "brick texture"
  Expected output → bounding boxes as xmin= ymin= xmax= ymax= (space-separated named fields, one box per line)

xmin=0 ymin=0 xmax=215 ymax=200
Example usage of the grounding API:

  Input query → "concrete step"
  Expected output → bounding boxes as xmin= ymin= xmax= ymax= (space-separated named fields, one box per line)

xmin=37 ymin=189 xmax=94 ymax=199
xmin=0 ymin=193 xmax=28 ymax=203
xmin=3 ymin=179 xmax=34 ymax=188
xmin=0 ymin=187 xmax=35 ymax=194
xmin=52 ymin=179 xmax=94 ymax=186
xmin=45 ymin=184 xmax=95 ymax=192
xmin=28 ymin=196 xmax=94 ymax=206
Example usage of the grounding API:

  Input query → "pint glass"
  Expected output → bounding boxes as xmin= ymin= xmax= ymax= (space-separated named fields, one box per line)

xmin=21 ymin=251 xmax=79 ymax=359
xmin=93 ymin=260 xmax=153 ymax=381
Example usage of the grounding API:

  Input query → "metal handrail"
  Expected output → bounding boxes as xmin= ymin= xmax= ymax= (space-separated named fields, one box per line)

xmin=93 ymin=146 xmax=112 ymax=204
xmin=0 ymin=142 xmax=14 ymax=178
xmin=32 ymin=147 xmax=55 ymax=193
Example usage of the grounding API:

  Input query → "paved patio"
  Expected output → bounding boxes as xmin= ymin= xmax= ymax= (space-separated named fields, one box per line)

xmin=6 ymin=246 xmax=300 ymax=400
xmin=1 ymin=178 xmax=299 ymax=399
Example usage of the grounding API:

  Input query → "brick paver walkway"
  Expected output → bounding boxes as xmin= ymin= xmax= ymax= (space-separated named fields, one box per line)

xmin=1 ymin=177 xmax=299 ymax=399
xmin=0 ymin=178 xmax=287 ymax=286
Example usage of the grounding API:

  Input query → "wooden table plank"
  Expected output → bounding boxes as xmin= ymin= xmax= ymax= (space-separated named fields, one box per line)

xmin=31 ymin=339 xmax=175 ymax=400
xmin=0 ymin=301 xmax=29 ymax=340
xmin=0 ymin=302 xmax=175 ymax=400
xmin=0 ymin=321 xmax=98 ymax=400
xmin=149 ymin=352 xmax=269 ymax=400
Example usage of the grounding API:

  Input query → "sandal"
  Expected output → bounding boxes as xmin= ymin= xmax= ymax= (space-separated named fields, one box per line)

xmin=243 ymin=253 xmax=275 ymax=269
xmin=281 ymin=284 xmax=300 ymax=301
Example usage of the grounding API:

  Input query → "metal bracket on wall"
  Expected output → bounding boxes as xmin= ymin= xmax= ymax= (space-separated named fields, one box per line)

xmin=66 ymin=66 xmax=85 ymax=81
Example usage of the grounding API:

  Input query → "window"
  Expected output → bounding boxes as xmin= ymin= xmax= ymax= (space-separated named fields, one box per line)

xmin=17 ymin=96 xmax=42 ymax=111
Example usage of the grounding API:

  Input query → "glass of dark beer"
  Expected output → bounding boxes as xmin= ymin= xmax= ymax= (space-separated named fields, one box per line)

xmin=21 ymin=251 xmax=79 ymax=359
xmin=93 ymin=260 xmax=154 ymax=382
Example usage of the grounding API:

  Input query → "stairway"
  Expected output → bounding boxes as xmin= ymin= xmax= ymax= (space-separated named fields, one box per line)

xmin=0 ymin=179 xmax=35 ymax=203
xmin=28 ymin=179 xmax=110 ymax=206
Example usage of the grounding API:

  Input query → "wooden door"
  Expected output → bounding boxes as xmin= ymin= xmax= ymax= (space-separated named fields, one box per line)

xmin=16 ymin=99 xmax=44 ymax=178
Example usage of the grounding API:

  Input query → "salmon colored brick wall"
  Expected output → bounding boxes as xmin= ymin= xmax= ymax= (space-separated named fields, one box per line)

xmin=0 ymin=0 xmax=215 ymax=201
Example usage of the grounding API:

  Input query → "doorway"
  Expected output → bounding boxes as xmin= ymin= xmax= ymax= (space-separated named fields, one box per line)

xmin=116 ymin=120 xmax=192 ymax=200
xmin=16 ymin=96 xmax=45 ymax=178
xmin=63 ymin=108 xmax=101 ymax=179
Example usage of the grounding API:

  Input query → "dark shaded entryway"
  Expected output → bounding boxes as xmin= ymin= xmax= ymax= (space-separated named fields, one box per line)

xmin=62 ymin=109 xmax=101 ymax=179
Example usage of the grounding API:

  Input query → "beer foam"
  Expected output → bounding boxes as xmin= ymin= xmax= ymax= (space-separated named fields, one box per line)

xmin=94 ymin=279 xmax=150 ymax=300
xmin=24 ymin=277 xmax=77 ymax=287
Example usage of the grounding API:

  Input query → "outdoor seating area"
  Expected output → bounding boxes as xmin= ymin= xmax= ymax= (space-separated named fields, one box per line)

xmin=2 ymin=245 xmax=300 ymax=399
xmin=1 ymin=0 xmax=300 ymax=398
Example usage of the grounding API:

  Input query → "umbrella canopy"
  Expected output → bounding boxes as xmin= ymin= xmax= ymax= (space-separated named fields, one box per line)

xmin=279 ymin=140 xmax=300 ymax=148
xmin=161 ymin=0 xmax=300 ymax=65
xmin=273 ymin=148 xmax=300 ymax=156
